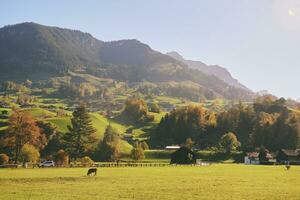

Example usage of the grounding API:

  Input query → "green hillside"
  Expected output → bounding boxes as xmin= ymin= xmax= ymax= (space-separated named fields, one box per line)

xmin=0 ymin=22 xmax=253 ymax=101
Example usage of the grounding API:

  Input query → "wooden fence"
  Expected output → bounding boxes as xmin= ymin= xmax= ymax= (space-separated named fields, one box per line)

xmin=95 ymin=163 xmax=171 ymax=167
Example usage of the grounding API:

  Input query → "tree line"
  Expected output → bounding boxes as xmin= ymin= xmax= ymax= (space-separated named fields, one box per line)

xmin=0 ymin=104 xmax=149 ymax=165
xmin=152 ymin=96 xmax=300 ymax=152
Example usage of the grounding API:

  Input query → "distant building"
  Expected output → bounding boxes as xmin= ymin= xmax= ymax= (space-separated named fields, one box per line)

xmin=244 ymin=152 xmax=260 ymax=165
xmin=244 ymin=151 xmax=275 ymax=165
xmin=277 ymin=149 xmax=300 ymax=163
xmin=165 ymin=145 xmax=180 ymax=150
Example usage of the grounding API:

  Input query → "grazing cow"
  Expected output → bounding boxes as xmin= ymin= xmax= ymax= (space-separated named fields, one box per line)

xmin=87 ymin=168 xmax=97 ymax=176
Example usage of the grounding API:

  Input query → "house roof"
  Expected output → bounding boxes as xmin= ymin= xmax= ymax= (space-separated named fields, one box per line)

xmin=247 ymin=152 xmax=259 ymax=158
xmin=246 ymin=152 xmax=274 ymax=159
xmin=266 ymin=153 xmax=274 ymax=159
xmin=165 ymin=146 xmax=180 ymax=149
xmin=281 ymin=149 xmax=299 ymax=157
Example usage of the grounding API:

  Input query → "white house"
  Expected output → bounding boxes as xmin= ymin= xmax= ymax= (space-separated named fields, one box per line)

xmin=244 ymin=152 xmax=260 ymax=165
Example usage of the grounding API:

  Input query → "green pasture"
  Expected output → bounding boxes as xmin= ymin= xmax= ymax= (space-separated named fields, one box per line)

xmin=0 ymin=164 xmax=299 ymax=200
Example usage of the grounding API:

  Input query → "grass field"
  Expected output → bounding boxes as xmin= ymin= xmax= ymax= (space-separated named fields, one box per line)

xmin=0 ymin=164 xmax=299 ymax=200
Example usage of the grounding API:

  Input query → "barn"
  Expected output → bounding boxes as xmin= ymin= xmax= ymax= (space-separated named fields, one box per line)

xmin=170 ymin=146 xmax=196 ymax=164
xmin=277 ymin=149 xmax=300 ymax=164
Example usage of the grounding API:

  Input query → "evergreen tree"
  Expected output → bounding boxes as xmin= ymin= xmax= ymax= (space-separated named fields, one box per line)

xmin=97 ymin=125 xmax=121 ymax=161
xmin=64 ymin=104 xmax=97 ymax=160
xmin=258 ymin=146 xmax=267 ymax=162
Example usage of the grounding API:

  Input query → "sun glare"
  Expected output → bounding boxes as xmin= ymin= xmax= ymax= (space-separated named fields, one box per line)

xmin=288 ymin=9 xmax=296 ymax=16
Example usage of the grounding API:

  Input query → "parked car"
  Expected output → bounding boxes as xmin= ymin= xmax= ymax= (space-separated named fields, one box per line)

xmin=39 ymin=160 xmax=55 ymax=167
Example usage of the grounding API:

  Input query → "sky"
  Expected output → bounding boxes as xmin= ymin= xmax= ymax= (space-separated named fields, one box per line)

xmin=1 ymin=0 xmax=300 ymax=99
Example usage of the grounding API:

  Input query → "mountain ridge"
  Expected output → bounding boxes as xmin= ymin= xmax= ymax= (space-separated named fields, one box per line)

xmin=166 ymin=51 xmax=250 ymax=91
xmin=0 ymin=22 xmax=253 ymax=100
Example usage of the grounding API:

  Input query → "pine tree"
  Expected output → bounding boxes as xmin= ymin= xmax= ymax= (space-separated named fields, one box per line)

xmin=64 ymin=104 xmax=97 ymax=160
xmin=97 ymin=124 xmax=121 ymax=161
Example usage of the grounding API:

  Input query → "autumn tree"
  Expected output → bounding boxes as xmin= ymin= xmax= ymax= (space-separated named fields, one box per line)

xmin=131 ymin=142 xmax=145 ymax=161
xmin=97 ymin=125 xmax=120 ymax=161
xmin=0 ymin=153 xmax=9 ymax=165
xmin=185 ymin=138 xmax=194 ymax=149
xmin=252 ymin=111 xmax=300 ymax=151
xmin=55 ymin=149 xmax=69 ymax=167
xmin=140 ymin=141 xmax=149 ymax=150
xmin=4 ymin=110 xmax=43 ymax=163
xmin=63 ymin=104 xmax=97 ymax=160
xmin=78 ymin=156 xmax=94 ymax=167
xmin=122 ymin=98 xmax=154 ymax=123
xmin=20 ymin=144 xmax=40 ymax=164
xmin=219 ymin=132 xmax=240 ymax=154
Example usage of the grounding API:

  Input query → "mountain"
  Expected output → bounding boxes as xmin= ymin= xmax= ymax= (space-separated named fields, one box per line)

xmin=166 ymin=51 xmax=250 ymax=91
xmin=0 ymin=22 xmax=253 ymax=100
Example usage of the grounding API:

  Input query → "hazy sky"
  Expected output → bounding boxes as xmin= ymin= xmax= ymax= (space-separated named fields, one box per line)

xmin=1 ymin=0 xmax=300 ymax=99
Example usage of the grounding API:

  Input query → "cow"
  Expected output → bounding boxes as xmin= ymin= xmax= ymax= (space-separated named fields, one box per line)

xmin=87 ymin=168 xmax=97 ymax=176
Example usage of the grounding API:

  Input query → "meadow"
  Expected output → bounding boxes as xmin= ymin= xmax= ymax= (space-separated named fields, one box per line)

xmin=0 ymin=164 xmax=300 ymax=200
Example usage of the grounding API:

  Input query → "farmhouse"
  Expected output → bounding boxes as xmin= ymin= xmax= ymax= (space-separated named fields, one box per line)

xmin=170 ymin=146 xmax=196 ymax=164
xmin=244 ymin=152 xmax=260 ymax=165
xmin=277 ymin=149 xmax=300 ymax=163
xmin=244 ymin=151 xmax=275 ymax=165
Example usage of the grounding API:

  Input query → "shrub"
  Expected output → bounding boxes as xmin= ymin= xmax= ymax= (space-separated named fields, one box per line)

xmin=20 ymin=144 xmax=40 ymax=163
xmin=1 ymin=110 xmax=8 ymax=115
xmin=78 ymin=156 xmax=94 ymax=167
xmin=0 ymin=153 xmax=9 ymax=165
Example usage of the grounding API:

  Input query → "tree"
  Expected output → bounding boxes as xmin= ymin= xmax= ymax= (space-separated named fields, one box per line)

xmin=37 ymin=121 xmax=62 ymax=157
xmin=122 ymin=98 xmax=153 ymax=123
xmin=97 ymin=125 xmax=121 ymax=161
xmin=140 ymin=141 xmax=149 ymax=150
xmin=149 ymin=103 xmax=161 ymax=113
xmin=131 ymin=142 xmax=145 ymax=161
xmin=258 ymin=146 xmax=268 ymax=162
xmin=185 ymin=138 xmax=194 ymax=149
xmin=4 ymin=110 xmax=42 ymax=163
xmin=252 ymin=111 xmax=300 ymax=151
xmin=219 ymin=132 xmax=240 ymax=154
xmin=78 ymin=156 xmax=94 ymax=167
xmin=20 ymin=144 xmax=40 ymax=164
xmin=63 ymin=104 xmax=97 ymax=160
xmin=152 ymin=105 xmax=211 ymax=147
xmin=55 ymin=149 xmax=69 ymax=167
xmin=0 ymin=153 xmax=9 ymax=165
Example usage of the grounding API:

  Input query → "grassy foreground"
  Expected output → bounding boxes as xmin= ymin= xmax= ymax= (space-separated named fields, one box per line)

xmin=0 ymin=164 xmax=300 ymax=200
